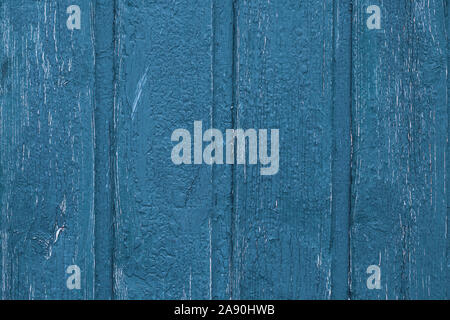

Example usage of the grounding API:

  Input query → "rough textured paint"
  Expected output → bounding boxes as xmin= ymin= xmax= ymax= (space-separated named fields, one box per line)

xmin=0 ymin=0 xmax=448 ymax=300
xmin=331 ymin=0 xmax=352 ymax=300
xmin=112 ymin=0 xmax=353 ymax=300
xmin=230 ymin=0 xmax=336 ymax=299
xmin=351 ymin=0 xmax=448 ymax=299
xmin=210 ymin=0 xmax=234 ymax=300
xmin=94 ymin=0 xmax=115 ymax=299
xmin=0 ymin=0 xmax=96 ymax=299
xmin=113 ymin=0 xmax=218 ymax=299
xmin=446 ymin=0 xmax=450 ymax=298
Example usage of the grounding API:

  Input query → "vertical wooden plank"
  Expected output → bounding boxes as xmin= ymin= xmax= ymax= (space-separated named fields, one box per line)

xmin=231 ymin=0 xmax=336 ymax=299
xmin=113 ymin=0 xmax=229 ymax=299
xmin=0 ymin=0 xmax=96 ymax=299
xmin=331 ymin=0 xmax=352 ymax=300
xmin=94 ymin=0 xmax=115 ymax=300
xmin=447 ymin=0 xmax=450 ymax=299
xmin=351 ymin=1 xmax=448 ymax=299
xmin=211 ymin=0 xmax=234 ymax=299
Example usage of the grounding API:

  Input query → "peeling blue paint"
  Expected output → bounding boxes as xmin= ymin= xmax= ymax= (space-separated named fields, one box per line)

xmin=0 ymin=0 xmax=448 ymax=300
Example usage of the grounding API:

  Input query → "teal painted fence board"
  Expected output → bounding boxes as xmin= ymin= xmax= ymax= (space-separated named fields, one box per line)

xmin=331 ymin=0 xmax=352 ymax=300
xmin=0 ymin=0 xmax=448 ymax=300
xmin=350 ymin=0 xmax=448 ymax=299
xmin=231 ymin=0 xmax=337 ymax=299
xmin=113 ymin=0 xmax=220 ymax=299
xmin=0 ymin=0 xmax=96 ymax=299
xmin=94 ymin=0 xmax=115 ymax=299
xmin=447 ymin=0 xmax=450 ymax=298
xmin=210 ymin=0 xmax=234 ymax=300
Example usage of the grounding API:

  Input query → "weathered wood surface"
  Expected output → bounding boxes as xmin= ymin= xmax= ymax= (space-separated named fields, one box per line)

xmin=447 ymin=0 xmax=450 ymax=298
xmin=0 ymin=0 xmax=96 ymax=299
xmin=230 ymin=0 xmax=345 ymax=299
xmin=94 ymin=0 xmax=115 ymax=299
xmin=112 ymin=0 xmax=236 ymax=299
xmin=0 ymin=0 xmax=448 ymax=300
xmin=351 ymin=0 xmax=448 ymax=299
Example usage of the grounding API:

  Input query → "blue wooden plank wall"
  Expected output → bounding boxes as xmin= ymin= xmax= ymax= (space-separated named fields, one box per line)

xmin=351 ymin=0 xmax=448 ymax=299
xmin=1 ymin=0 xmax=96 ymax=299
xmin=0 ymin=0 xmax=448 ymax=300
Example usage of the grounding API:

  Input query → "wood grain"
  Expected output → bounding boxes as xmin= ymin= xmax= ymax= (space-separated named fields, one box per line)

xmin=113 ymin=0 xmax=220 ymax=299
xmin=0 ymin=0 xmax=448 ymax=300
xmin=350 ymin=0 xmax=448 ymax=299
xmin=0 ymin=0 xmax=96 ymax=299
xmin=230 ymin=0 xmax=351 ymax=300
